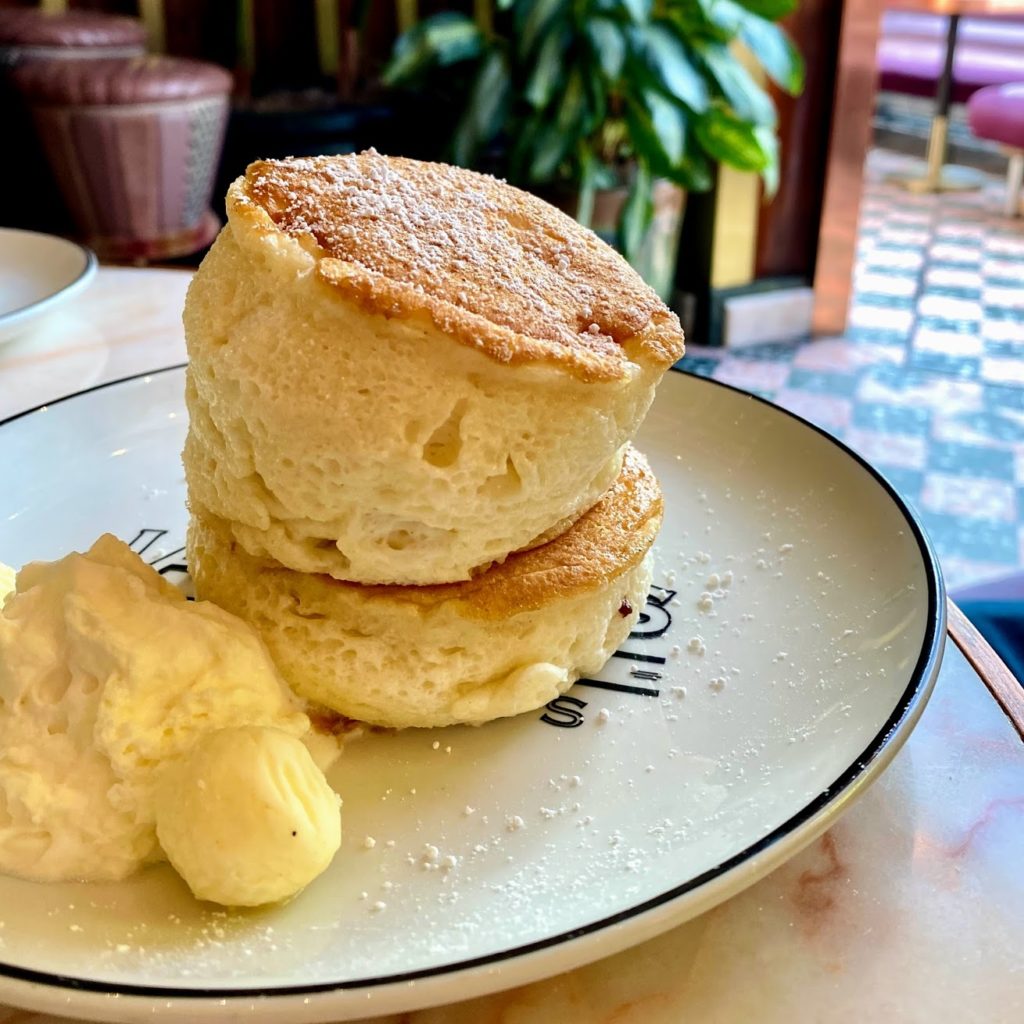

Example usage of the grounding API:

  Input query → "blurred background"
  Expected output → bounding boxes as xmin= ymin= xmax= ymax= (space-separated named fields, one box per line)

xmin=4 ymin=0 xmax=1024 ymax=603
xmin=1 ymin=0 xmax=818 ymax=339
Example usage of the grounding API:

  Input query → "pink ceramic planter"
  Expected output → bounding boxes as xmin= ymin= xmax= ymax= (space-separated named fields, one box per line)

xmin=0 ymin=8 xmax=147 ymax=236
xmin=16 ymin=56 xmax=232 ymax=262
xmin=0 ymin=9 xmax=146 ymax=69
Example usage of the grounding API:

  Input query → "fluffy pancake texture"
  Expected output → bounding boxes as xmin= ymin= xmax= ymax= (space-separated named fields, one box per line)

xmin=233 ymin=152 xmax=684 ymax=380
xmin=187 ymin=448 xmax=662 ymax=729
xmin=183 ymin=151 xmax=683 ymax=585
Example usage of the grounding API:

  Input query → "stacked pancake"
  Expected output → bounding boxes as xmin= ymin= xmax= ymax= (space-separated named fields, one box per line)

xmin=184 ymin=152 xmax=685 ymax=729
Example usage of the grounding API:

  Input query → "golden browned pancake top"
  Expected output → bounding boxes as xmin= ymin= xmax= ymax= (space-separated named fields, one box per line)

xmin=229 ymin=152 xmax=684 ymax=383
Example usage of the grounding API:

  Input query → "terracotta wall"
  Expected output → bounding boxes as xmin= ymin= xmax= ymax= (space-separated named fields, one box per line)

xmin=755 ymin=0 xmax=844 ymax=282
xmin=812 ymin=0 xmax=884 ymax=335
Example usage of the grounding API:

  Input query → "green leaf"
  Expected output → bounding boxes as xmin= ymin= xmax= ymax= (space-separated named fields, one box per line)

xmin=587 ymin=17 xmax=627 ymax=81
xmin=508 ymin=112 xmax=543 ymax=182
xmin=693 ymin=106 xmax=772 ymax=172
xmin=643 ymin=89 xmax=686 ymax=166
xmin=592 ymin=160 xmax=620 ymax=189
xmin=704 ymin=1 xmax=804 ymax=94
xmin=633 ymin=108 xmax=713 ymax=191
xmin=672 ymin=0 xmax=733 ymax=42
xmin=701 ymin=0 xmax=744 ymax=35
xmin=524 ymin=27 xmax=569 ymax=108
xmin=624 ymin=95 xmax=688 ymax=187
xmin=518 ymin=0 xmax=568 ymax=58
xmin=635 ymin=23 xmax=709 ymax=113
xmin=618 ymin=160 xmax=654 ymax=263
xmin=527 ymin=124 xmax=573 ymax=182
xmin=698 ymin=42 xmax=776 ymax=126
xmin=755 ymin=124 xmax=779 ymax=196
xmin=383 ymin=12 xmax=483 ymax=86
xmin=576 ymin=146 xmax=598 ymax=229
xmin=529 ymin=70 xmax=587 ymax=181
xmin=678 ymin=149 xmax=714 ymax=192
xmin=557 ymin=69 xmax=588 ymax=130
xmin=734 ymin=0 xmax=798 ymax=18
xmin=618 ymin=0 xmax=653 ymax=23
xmin=737 ymin=13 xmax=804 ymax=94
xmin=582 ymin=61 xmax=609 ymax=133
xmin=451 ymin=50 xmax=511 ymax=167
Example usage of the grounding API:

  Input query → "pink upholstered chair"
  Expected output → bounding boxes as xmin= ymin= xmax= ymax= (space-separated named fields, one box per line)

xmin=968 ymin=83 xmax=1024 ymax=215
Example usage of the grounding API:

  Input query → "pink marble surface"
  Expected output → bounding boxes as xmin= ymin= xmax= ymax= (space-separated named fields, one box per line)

xmin=0 ymin=268 xmax=189 ymax=422
xmin=0 ymin=641 xmax=1020 ymax=1024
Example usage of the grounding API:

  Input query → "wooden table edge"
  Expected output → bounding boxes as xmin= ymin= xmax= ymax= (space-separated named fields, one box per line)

xmin=947 ymin=597 xmax=1024 ymax=739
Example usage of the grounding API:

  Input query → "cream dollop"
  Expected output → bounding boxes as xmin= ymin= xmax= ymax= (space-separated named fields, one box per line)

xmin=0 ymin=562 xmax=14 ymax=604
xmin=156 ymin=725 xmax=342 ymax=906
xmin=0 ymin=534 xmax=335 ymax=901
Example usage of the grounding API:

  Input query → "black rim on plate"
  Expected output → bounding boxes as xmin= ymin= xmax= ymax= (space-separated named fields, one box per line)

xmin=0 ymin=230 xmax=97 ymax=322
xmin=0 ymin=364 xmax=946 ymax=1000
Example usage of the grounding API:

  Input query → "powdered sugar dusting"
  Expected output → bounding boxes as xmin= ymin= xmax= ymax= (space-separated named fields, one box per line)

xmin=240 ymin=153 xmax=681 ymax=374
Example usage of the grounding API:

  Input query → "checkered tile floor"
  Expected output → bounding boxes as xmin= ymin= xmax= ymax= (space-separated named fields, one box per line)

xmin=677 ymin=149 xmax=1024 ymax=591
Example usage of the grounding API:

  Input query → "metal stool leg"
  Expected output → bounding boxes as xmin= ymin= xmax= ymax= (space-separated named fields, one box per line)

xmin=890 ymin=13 xmax=984 ymax=193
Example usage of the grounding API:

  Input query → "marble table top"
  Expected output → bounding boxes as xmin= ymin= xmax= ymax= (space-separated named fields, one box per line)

xmin=0 ymin=267 xmax=190 ymax=423
xmin=0 ymin=268 xmax=1021 ymax=1023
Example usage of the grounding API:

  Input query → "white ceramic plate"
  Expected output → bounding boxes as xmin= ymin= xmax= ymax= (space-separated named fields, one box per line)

xmin=0 ymin=228 xmax=97 ymax=344
xmin=0 ymin=366 xmax=944 ymax=1023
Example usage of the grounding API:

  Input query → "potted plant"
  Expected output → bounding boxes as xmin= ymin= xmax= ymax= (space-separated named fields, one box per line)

xmin=384 ymin=0 xmax=803 ymax=299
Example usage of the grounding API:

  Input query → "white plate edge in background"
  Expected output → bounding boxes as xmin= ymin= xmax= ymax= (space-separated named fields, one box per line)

xmin=0 ymin=228 xmax=97 ymax=344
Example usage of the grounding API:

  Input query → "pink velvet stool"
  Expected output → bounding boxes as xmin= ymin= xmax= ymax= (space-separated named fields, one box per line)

xmin=14 ymin=56 xmax=233 ymax=262
xmin=967 ymin=83 xmax=1024 ymax=215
